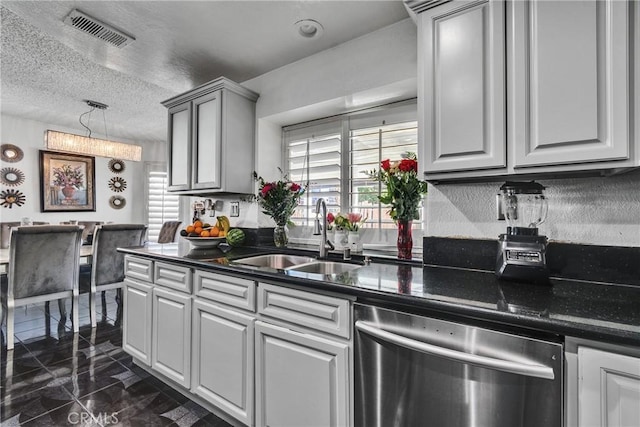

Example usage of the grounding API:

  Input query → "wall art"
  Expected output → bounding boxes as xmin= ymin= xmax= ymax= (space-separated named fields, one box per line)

xmin=108 ymin=158 xmax=126 ymax=174
xmin=1 ymin=144 xmax=24 ymax=163
xmin=1 ymin=167 xmax=25 ymax=186
xmin=109 ymin=195 xmax=126 ymax=209
xmin=40 ymin=150 xmax=95 ymax=212
xmin=108 ymin=176 xmax=127 ymax=192
xmin=0 ymin=189 xmax=26 ymax=208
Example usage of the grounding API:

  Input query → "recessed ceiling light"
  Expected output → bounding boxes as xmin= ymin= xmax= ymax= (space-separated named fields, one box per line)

xmin=294 ymin=19 xmax=324 ymax=39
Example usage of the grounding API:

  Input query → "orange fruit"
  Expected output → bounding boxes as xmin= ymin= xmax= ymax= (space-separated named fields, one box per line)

xmin=194 ymin=220 xmax=203 ymax=228
xmin=210 ymin=226 xmax=220 ymax=237
xmin=194 ymin=226 xmax=203 ymax=234
xmin=186 ymin=225 xmax=195 ymax=233
xmin=200 ymin=230 xmax=210 ymax=237
xmin=218 ymin=230 xmax=226 ymax=238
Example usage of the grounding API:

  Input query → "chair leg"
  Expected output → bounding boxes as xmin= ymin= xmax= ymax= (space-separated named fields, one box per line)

xmin=6 ymin=303 xmax=14 ymax=350
xmin=90 ymin=290 xmax=97 ymax=328
xmin=58 ymin=299 xmax=67 ymax=322
xmin=72 ymin=293 xmax=79 ymax=333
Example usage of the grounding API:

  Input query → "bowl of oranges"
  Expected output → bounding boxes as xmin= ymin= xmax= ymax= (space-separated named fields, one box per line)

xmin=180 ymin=218 xmax=229 ymax=248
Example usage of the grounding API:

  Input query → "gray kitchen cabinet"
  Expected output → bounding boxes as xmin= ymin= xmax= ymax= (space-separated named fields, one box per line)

xmin=566 ymin=338 xmax=640 ymax=427
xmin=122 ymin=278 xmax=153 ymax=366
xmin=255 ymin=320 xmax=350 ymax=427
xmin=408 ymin=0 xmax=639 ymax=181
xmin=192 ymin=271 xmax=256 ymax=426
xmin=255 ymin=282 xmax=353 ymax=427
xmin=162 ymin=77 xmax=259 ymax=194
xmin=192 ymin=299 xmax=255 ymax=426
xmin=152 ymin=286 xmax=192 ymax=389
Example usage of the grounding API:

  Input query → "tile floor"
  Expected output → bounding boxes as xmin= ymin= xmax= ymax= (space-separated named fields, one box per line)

xmin=1 ymin=290 xmax=233 ymax=426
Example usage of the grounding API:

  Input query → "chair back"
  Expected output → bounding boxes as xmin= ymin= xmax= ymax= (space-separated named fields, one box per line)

xmin=92 ymin=224 xmax=147 ymax=287
xmin=8 ymin=225 xmax=83 ymax=299
xmin=1 ymin=221 xmax=49 ymax=249
xmin=157 ymin=221 xmax=182 ymax=243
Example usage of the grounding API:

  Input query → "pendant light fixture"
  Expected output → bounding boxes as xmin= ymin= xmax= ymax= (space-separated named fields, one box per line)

xmin=45 ymin=100 xmax=142 ymax=161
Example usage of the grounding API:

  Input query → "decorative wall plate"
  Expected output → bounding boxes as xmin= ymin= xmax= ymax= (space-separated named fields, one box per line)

xmin=1 ymin=167 xmax=25 ymax=186
xmin=109 ymin=195 xmax=126 ymax=209
xmin=108 ymin=176 xmax=127 ymax=192
xmin=1 ymin=189 xmax=26 ymax=208
xmin=1 ymin=144 xmax=24 ymax=163
xmin=108 ymin=159 xmax=125 ymax=174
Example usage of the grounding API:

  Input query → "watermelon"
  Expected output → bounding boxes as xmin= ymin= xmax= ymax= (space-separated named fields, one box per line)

xmin=226 ymin=228 xmax=245 ymax=246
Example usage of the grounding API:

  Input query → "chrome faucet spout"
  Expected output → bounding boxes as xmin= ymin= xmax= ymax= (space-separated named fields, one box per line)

xmin=314 ymin=198 xmax=332 ymax=258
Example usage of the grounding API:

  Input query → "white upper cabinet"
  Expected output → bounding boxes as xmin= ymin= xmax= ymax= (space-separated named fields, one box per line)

xmin=419 ymin=0 xmax=506 ymax=173
xmin=408 ymin=0 xmax=639 ymax=181
xmin=510 ymin=0 xmax=630 ymax=168
xmin=162 ymin=77 xmax=258 ymax=194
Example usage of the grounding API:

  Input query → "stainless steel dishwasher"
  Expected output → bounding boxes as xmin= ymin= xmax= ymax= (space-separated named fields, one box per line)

xmin=354 ymin=304 xmax=563 ymax=427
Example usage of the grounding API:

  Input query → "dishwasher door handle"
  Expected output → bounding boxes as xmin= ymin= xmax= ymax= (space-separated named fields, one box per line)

xmin=355 ymin=320 xmax=555 ymax=380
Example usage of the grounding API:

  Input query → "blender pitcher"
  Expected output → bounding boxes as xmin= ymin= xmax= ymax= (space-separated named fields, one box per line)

xmin=500 ymin=181 xmax=548 ymax=236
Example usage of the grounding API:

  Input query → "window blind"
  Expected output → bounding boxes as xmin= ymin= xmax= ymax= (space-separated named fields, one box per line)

xmin=146 ymin=163 xmax=180 ymax=242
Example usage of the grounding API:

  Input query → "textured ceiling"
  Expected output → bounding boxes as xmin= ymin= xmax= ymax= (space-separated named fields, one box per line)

xmin=0 ymin=1 xmax=409 ymax=144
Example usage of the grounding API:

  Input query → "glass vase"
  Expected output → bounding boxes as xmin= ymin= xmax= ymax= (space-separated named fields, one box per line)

xmin=273 ymin=224 xmax=288 ymax=247
xmin=397 ymin=219 xmax=413 ymax=260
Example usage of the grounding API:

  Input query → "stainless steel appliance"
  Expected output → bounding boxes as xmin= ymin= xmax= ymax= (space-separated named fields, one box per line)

xmin=496 ymin=181 xmax=549 ymax=282
xmin=354 ymin=304 xmax=563 ymax=427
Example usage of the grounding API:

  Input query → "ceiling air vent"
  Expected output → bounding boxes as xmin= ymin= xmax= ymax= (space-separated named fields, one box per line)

xmin=63 ymin=9 xmax=135 ymax=48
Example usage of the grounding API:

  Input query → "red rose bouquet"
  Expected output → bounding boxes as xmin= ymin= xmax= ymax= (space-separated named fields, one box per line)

xmin=367 ymin=152 xmax=428 ymax=221
xmin=254 ymin=171 xmax=305 ymax=226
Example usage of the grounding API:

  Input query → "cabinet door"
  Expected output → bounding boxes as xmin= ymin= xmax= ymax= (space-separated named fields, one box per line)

xmin=578 ymin=346 xmax=640 ymax=427
xmin=255 ymin=321 xmax=350 ymax=427
xmin=167 ymin=102 xmax=192 ymax=191
xmin=420 ymin=0 xmax=506 ymax=174
xmin=192 ymin=91 xmax=222 ymax=190
xmin=152 ymin=287 xmax=192 ymax=388
xmin=122 ymin=279 xmax=153 ymax=366
xmin=192 ymin=300 xmax=254 ymax=425
xmin=511 ymin=0 xmax=630 ymax=167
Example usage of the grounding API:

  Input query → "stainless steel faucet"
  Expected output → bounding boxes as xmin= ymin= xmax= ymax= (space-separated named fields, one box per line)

xmin=313 ymin=198 xmax=334 ymax=258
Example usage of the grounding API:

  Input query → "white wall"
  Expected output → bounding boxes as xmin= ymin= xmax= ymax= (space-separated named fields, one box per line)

xmin=426 ymin=170 xmax=640 ymax=247
xmin=0 ymin=114 xmax=163 ymax=225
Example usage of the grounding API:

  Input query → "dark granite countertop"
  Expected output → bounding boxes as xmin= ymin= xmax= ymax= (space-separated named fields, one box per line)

xmin=119 ymin=242 xmax=640 ymax=348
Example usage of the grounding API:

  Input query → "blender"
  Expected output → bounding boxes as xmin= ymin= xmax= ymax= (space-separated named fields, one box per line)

xmin=495 ymin=181 xmax=549 ymax=283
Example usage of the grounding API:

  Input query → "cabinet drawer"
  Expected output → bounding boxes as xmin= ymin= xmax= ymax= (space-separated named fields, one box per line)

xmin=154 ymin=262 xmax=192 ymax=293
xmin=195 ymin=270 xmax=256 ymax=312
xmin=258 ymin=283 xmax=351 ymax=339
xmin=124 ymin=255 xmax=154 ymax=283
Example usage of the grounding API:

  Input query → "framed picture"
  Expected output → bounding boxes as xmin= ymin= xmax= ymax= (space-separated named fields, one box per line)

xmin=40 ymin=150 xmax=95 ymax=212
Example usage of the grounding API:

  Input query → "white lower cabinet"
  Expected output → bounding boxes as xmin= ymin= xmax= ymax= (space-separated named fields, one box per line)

xmin=152 ymin=286 xmax=192 ymax=388
xmin=192 ymin=299 xmax=254 ymax=426
xmin=122 ymin=278 xmax=153 ymax=366
xmin=255 ymin=320 xmax=350 ymax=427
xmin=578 ymin=346 xmax=640 ymax=427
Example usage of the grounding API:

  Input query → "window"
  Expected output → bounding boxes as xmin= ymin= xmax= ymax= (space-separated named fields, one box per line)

xmin=145 ymin=162 xmax=180 ymax=242
xmin=284 ymin=100 xmax=420 ymax=234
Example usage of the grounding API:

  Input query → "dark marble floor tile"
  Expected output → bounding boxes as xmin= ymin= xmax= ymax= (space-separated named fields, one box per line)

xmin=1 ymin=381 xmax=75 ymax=423
xmin=0 ymin=365 xmax=56 ymax=403
xmin=62 ymin=360 xmax=132 ymax=399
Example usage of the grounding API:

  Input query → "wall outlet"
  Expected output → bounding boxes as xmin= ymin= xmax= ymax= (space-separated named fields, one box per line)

xmin=230 ymin=201 xmax=240 ymax=217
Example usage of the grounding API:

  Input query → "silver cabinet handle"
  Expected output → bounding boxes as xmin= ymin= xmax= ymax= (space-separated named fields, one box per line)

xmin=355 ymin=320 xmax=555 ymax=380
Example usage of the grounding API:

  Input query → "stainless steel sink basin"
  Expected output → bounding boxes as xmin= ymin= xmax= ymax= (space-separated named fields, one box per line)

xmin=288 ymin=261 xmax=361 ymax=275
xmin=232 ymin=254 xmax=316 ymax=269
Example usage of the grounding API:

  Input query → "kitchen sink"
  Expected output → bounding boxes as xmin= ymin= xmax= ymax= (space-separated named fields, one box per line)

xmin=288 ymin=261 xmax=361 ymax=275
xmin=232 ymin=254 xmax=316 ymax=269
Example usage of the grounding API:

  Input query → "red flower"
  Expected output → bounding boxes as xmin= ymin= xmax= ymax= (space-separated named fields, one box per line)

xmin=327 ymin=212 xmax=335 ymax=224
xmin=290 ymin=182 xmax=300 ymax=192
xmin=261 ymin=183 xmax=273 ymax=196
xmin=398 ymin=159 xmax=417 ymax=172
xmin=381 ymin=159 xmax=391 ymax=171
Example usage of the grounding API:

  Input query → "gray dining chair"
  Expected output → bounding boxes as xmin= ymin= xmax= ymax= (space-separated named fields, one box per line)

xmin=60 ymin=221 xmax=104 ymax=242
xmin=157 ymin=220 xmax=182 ymax=243
xmin=88 ymin=224 xmax=147 ymax=327
xmin=1 ymin=225 xmax=83 ymax=350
